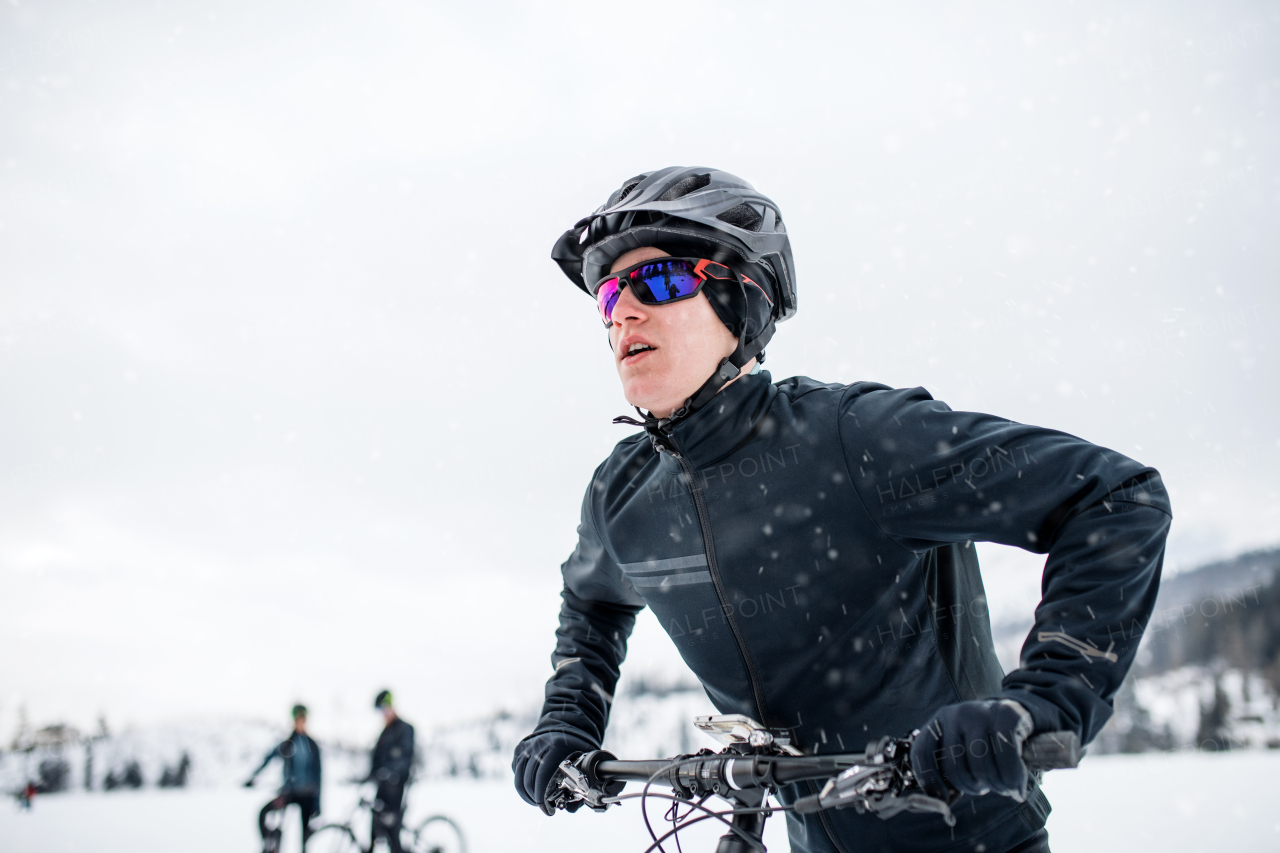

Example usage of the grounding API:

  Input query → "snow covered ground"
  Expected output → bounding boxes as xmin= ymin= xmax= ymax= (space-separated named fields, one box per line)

xmin=0 ymin=775 xmax=792 ymax=853
xmin=3 ymin=750 xmax=1278 ymax=853
xmin=1038 ymin=750 xmax=1280 ymax=852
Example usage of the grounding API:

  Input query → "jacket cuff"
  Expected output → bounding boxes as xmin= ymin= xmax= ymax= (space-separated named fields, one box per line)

xmin=995 ymin=690 xmax=1075 ymax=738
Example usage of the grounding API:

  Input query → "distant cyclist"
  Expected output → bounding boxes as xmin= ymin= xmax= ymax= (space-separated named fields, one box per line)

xmin=18 ymin=780 xmax=36 ymax=810
xmin=245 ymin=704 xmax=322 ymax=852
xmin=361 ymin=690 xmax=416 ymax=853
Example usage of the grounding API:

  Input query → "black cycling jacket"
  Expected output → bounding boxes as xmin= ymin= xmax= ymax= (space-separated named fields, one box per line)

xmin=525 ymin=371 xmax=1171 ymax=853
xmin=369 ymin=717 xmax=415 ymax=789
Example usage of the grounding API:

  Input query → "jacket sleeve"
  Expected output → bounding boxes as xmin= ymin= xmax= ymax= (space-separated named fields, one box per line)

xmin=527 ymin=473 xmax=646 ymax=747
xmin=840 ymin=384 xmax=1173 ymax=744
xmin=313 ymin=737 xmax=322 ymax=811
xmin=249 ymin=743 xmax=281 ymax=779
xmin=403 ymin=724 xmax=415 ymax=782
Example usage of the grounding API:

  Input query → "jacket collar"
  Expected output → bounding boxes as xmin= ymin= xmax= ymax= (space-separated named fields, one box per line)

xmin=658 ymin=370 xmax=776 ymax=470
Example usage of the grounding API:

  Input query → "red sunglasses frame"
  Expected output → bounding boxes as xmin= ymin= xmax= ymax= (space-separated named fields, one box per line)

xmin=593 ymin=257 xmax=771 ymax=327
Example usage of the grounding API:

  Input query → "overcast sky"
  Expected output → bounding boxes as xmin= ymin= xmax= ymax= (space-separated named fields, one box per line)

xmin=2 ymin=1 xmax=1277 ymax=745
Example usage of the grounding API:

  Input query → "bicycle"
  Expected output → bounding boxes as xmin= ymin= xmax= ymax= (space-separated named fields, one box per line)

xmin=410 ymin=815 xmax=468 ymax=853
xmin=307 ymin=794 xmax=466 ymax=853
xmin=545 ymin=714 xmax=1083 ymax=853
xmin=255 ymin=791 xmax=321 ymax=853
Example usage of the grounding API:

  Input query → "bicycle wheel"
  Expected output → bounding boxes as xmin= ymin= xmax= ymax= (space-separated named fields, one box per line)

xmin=308 ymin=824 xmax=362 ymax=853
xmin=410 ymin=814 xmax=466 ymax=853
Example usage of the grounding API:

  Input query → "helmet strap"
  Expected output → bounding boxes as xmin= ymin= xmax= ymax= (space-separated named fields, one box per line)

xmin=682 ymin=320 xmax=774 ymax=413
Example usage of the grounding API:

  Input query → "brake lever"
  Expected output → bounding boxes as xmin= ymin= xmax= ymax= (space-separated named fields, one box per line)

xmin=800 ymin=764 xmax=956 ymax=827
xmin=860 ymin=789 xmax=957 ymax=825
xmin=556 ymin=759 xmax=609 ymax=810
xmin=546 ymin=750 xmax=624 ymax=814
xmin=796 ymin=729 xmax=1081 ymax=824
xmin=795 ymin=736 xmax=957 ymax=826
xmin=813 ymin=764 xmax=896 ymax=808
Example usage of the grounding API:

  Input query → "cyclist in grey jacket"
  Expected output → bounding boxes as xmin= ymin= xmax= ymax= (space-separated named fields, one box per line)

xmin=513 ymin=168 xmax=1171 ymax=853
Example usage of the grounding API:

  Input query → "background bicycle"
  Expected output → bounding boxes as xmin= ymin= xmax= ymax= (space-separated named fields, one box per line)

xmin=307 ymin=793 xmax=465 ymax=853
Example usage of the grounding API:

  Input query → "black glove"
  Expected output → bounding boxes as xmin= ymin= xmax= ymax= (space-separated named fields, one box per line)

xmin=910 ymin=699 xmax=1034 ymax=803
xmin=512 ymin=730 xmax=595 ymax=815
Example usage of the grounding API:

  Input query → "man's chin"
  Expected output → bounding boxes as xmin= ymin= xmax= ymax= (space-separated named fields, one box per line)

xmin=622 ymin=384 xmax=680 ymax=418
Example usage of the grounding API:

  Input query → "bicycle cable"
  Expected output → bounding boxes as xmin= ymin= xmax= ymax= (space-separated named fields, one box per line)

xmin=638 ymin=812 xmax=771 ymax=853
xmin=577 ymin=750 xmax=813 ymax=853
xmin=662 ymin=791 xmax=709 ymax=853
xmin=617 ymin=784 xmax=788 ymax=853
xmin=630 ymin=789 xmax=736 ymax=853
xmin=631 ymin=754 xmax=778 ymax=853
xmin=610 ymin=790 xmax=794 ymax=817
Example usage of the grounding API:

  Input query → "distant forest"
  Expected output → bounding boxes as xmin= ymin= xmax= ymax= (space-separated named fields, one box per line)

xmin=1137 ymin=549 xmax=1280 ymax=688
xmin=1093 ymin=548 xmax=1280 ymax=754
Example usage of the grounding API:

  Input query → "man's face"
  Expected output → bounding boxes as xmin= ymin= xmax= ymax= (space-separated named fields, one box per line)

xmin=606 ymin=247 xmax=741 ymax=418
xmin=293 ymin=715 xmax=306 ymax=733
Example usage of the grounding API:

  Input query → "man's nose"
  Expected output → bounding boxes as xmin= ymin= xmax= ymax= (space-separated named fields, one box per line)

xmin=610 ymin=283 xmax=648 ymax=327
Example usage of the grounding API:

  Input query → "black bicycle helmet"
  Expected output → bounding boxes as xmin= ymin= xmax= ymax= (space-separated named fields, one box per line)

xmin=551 ymin=168 xmax=797 ymax=433
xmin=552 ymin=167 xmax=796 ymax=321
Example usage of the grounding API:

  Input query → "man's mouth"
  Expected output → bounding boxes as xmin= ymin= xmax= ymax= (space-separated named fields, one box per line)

xmin=622 ymin=342 xmax=656 ymax=362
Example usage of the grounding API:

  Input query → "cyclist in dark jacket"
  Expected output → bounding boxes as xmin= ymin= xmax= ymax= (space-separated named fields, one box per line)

xmin=364 ymin=690 xmax=416 ymax=853
xmin=246 ymin=704 xmax=322 ymax=852
xmin=513 ymin=169 xmax=1172 ymax=853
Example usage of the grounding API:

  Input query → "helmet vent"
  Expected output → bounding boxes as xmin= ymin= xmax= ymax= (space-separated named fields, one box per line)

xmin=658 ymin=173 xmax=711 ymax=201
xmin=616 ymin=176 xmax=645 ymax=204
xmin=716 ymin=203 xmax=764 ymax=232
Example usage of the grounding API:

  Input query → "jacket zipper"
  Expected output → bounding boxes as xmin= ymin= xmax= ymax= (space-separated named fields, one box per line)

xmin=664 ymin=433 xmax=850 ymax=853
xmin=667 ymin=436 xmax=774 ymax=728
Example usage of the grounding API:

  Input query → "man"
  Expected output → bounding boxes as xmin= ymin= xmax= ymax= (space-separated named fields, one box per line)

xmin=246 ymin=704 xmax=322 ymax=853
xmin=363 ymin=689 xmax=416 ymax=853
xmin=512 ymin=168 xmax=1172 ymax=853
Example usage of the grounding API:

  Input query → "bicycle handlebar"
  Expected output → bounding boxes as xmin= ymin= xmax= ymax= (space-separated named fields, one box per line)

xmin=552 ymin=729 xmax=1082 ymax=825
xmin=595 ymin=754 xmax=861 ymax=788
xmin=547 ymin=719 xmax=1083 ymax=851
xmin=1020 ymin=730 xmax=1084 ymax=771
xmin=593 ymin=730 xmax=1080 ymax=788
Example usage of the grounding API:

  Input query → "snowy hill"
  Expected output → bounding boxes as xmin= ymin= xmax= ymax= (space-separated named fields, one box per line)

xmin=993 ymin=547 xmax=1280 ymax=754
xmin=407 ymin=678 xmax=722 ymax=783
